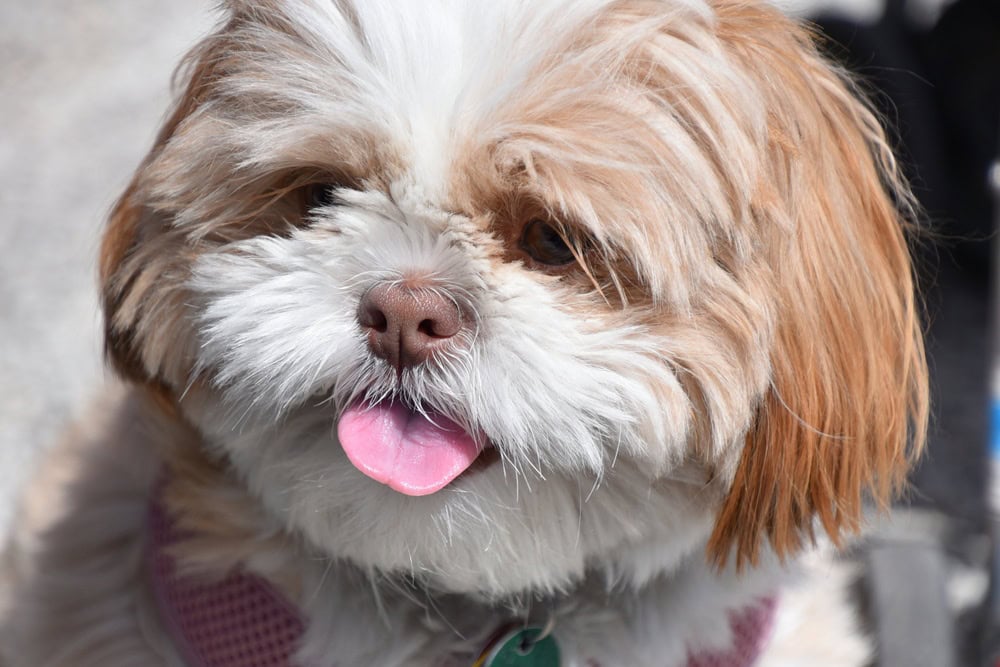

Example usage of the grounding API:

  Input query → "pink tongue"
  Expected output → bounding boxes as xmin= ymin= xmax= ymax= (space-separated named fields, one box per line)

xmin=337 ymin=401 xmax=480 ymax=496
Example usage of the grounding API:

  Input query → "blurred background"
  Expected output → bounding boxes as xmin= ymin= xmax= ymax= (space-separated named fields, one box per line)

xmin=0 ymin=1 xmax=995 ymax=665
xmin=0 ymin=0 xmax=213 ymax=534
xmin=785 ymin=2 xmax=996 ymax=665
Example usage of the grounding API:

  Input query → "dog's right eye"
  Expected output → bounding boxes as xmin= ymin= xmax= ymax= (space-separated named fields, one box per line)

xmin=306 ymin=183 xmax=340 ymax=210
xmin=519 ymin=219 xmax=578 ymax=267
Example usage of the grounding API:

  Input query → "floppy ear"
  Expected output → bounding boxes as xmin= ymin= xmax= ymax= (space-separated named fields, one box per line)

xmin=100 ymin=26 xmax=233 ymax=390
xmin=706 ymin=3 xmax=929 ymax=568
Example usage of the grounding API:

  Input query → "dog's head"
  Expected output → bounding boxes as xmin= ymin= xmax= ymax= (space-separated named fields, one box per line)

xmin=100 ymin=0 xmax=927 ymax=596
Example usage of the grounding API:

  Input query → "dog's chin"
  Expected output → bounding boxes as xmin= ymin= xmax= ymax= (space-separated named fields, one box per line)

xmin=308 ymin=463 xmax=717 ymax=599
xmin=185 ymin=390 xmax=716 ymax=598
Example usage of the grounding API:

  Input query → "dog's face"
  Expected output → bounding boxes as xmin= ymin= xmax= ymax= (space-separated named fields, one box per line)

xmin=101 ymin=0 xmax=927 ymax=597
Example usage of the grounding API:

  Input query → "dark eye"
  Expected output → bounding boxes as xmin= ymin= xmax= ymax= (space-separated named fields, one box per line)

xmin=518 ymin=219 xmax=577 ymax=266
xmin=306 ymin=183 xmax=340 ymax=210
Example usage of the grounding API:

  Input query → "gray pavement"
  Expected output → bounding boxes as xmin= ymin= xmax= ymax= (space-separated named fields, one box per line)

xmin=0 ymin=0 xmax=214 ymax=538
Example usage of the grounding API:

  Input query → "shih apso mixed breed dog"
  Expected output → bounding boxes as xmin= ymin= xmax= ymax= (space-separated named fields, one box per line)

xmin=0 ymin=0 xmax=928 ymax=665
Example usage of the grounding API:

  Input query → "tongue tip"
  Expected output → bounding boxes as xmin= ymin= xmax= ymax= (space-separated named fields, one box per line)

xmin=338 ymin=400 xmax=481 ymax=496
xmin=388 ymin=479 xmax=451 ymax=497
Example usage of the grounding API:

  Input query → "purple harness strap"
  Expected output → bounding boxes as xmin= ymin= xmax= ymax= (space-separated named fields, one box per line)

xmin=148 ymin=496 xmax=776 ymax=667
xmin=147 ymin=499 xmax=305 ymax=667
xmin=686 ymin=596 xmax=777 ymax=667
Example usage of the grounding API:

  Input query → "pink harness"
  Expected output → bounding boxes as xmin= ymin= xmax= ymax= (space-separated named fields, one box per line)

xmin=148 ymin=498 xmax=776 ymax=667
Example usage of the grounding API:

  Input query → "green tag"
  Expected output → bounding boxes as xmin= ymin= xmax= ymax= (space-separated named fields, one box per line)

xmin=482 ymin=627 xmax=561 ymax=667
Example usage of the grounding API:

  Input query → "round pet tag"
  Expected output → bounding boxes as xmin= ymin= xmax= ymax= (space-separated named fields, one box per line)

xmin=478 ymin=626 xmax=561 ymax=667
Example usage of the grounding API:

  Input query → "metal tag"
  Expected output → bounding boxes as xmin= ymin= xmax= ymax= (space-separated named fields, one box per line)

xmin=477 ymin=626 xmax=561 ymax=667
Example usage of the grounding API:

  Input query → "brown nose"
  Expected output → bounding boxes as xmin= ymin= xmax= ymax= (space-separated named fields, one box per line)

xmin=357 ymin=284 xmax=463 ymax=370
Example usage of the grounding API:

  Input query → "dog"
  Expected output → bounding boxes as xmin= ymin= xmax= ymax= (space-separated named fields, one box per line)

xmin=0 ymin=0 xmax=928 ymax=665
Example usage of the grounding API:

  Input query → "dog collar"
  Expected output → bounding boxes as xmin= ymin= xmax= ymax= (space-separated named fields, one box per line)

xmin=147 ymin=492 xmax=776 ymax=667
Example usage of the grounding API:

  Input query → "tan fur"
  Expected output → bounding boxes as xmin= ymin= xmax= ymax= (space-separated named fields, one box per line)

xmin=100 ymin=30 xmax=228 ymax=389
xmin=706 ymin=2 xmax=928 ymax=567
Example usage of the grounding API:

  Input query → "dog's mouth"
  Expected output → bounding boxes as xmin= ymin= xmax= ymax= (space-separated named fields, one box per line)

xmin=337 ymin=400 xmax=494 ymax=496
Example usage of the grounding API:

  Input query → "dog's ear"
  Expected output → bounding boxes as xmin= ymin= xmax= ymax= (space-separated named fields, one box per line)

xmin=706 ymin=3 xmax=929 ymax=568
xmin=100 ymin=29 xmax=230 ymax=390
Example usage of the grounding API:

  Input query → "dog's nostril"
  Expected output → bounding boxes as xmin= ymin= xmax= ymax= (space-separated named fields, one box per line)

xmin=369 ymin=309 xmax=388 ymax=333
xmin=358 ymin=302 xmax=389 ymax=333
xmin=418 ymin=318 xmax=445 ymax=338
